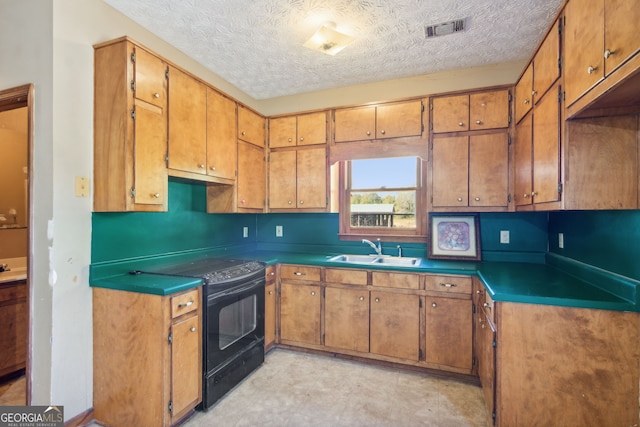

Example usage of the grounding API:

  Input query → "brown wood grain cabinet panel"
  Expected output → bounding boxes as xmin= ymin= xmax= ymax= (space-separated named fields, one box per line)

xmin=325 ymin=268 xmax=368 ymax=286
xmin=265 ymin=281 xmax=276 ymax=350
xmin=375 ymin=100 xmax=423 ymax=139
xmin=324 ymin=287 xmax=370 ymax=353
xmin=238 ymin=105 xmax=265 ymax=147
xmin=431 ymin=136 xmax=469 ymax=207
xmin=334 ymin=106 xmax=376 ymax=142
xmin=424 ymin=275 xmax=472 ymax=294
xmin=279 ymin=283 xmax=321 ymax=345
xmin=0 ymin=282 xmax=26 ymax=377
xmin=514 ymin=113 xmax=533 ymax=206
xmin=170 ymin=314 xmax=201 ymax=421
xmin=296 ymin=147 xmax=327 ymax=209
xmin=604 ymin=0 xmax=640 ymax=75
xmin=432 ymin=94 xmax=469 ymax=133
xmin=280 ymin=265 xmax=321 ymax=282
xmin=269 ymin=116 xmax=297 ymax=148
xmin=371 ymin=271 xmax=420 ymax=290
xmin=469 ymin=90 xmax=509 ymax=130
xmin=532 ymin=87 xmax=561 ymax=204
xmin=268 ymin=150 xmax=297 ymax=208
xmin=532 ymin=20 xmax=560 ymax=103
xmin=514 ymin=63 xmax=533 ymax=124
xmin=206 ymin=89 xmax=237 ymax=180
xmin=237 ymin=140 xmax=265 ymax=210
xmin=425 ymin=296 xmax=472 ymax=370
xmin=469 ymin=132 xmax=509 ymax=207
xmin=297 ymin=111 xmax=327 ymax=145
xmin=171 ymin=289 xmax=199 ymax=318
xmin=370 ymin=291 xmax=420 ymax=361
xmin=133 ymin=100 xmax=168 ymax=206
xmin=133 ymin=46 xmax=167 ymax=108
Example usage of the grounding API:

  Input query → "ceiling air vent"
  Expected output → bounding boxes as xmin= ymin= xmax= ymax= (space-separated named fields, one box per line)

xmin=425 ymin=19 xmax=466 ymax=38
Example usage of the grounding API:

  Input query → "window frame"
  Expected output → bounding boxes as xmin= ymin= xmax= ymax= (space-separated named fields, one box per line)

xmin=337 ymin=156 xmax=428 ymax=242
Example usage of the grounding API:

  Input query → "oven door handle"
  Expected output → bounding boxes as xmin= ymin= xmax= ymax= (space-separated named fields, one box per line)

xmin=208 ymin=280 xmax=264 ymax=300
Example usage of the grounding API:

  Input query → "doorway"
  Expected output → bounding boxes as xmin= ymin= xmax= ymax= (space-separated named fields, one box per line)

xmin=0 ymin=84 xmax=33 ymax=406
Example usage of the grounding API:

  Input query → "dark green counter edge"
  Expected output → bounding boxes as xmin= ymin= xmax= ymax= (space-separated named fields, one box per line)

xmin=89 ymin=247 xmax=639 ymax=312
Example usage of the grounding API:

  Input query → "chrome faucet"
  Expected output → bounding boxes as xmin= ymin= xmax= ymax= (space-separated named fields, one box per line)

xmin=362 ymin=239 xmax=382 ymax=256
xmin=397 ymin=245 xmax=403 ymax=258
xmin=0 ymin=264 xmax=9 ymax=272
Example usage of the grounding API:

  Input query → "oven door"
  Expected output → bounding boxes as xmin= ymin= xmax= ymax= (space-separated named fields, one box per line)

xmin=204 ymin=275 xmax=265 ymax=371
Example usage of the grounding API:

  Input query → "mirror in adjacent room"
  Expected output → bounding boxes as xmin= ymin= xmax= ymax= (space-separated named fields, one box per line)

xmin=0 ymin=84 xmax=32 ymax=407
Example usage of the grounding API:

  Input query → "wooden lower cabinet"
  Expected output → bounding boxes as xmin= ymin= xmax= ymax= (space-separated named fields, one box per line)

xmin=370 ymin=291 xmax=420 ymax=361
xmin=424 ymin=296 xmax=473 ymax=370
xmin=324 ymin=287 xmax=369 ymax=353
xmin=279 ymin=282 xmax=321 ymax=345
xmin=264 ymin=266 xmax=277 ymax=350
xmin=93 ymin=287 xmax=202 ymax=427
xmin=0 ymin=280 xmax=27 ymax=377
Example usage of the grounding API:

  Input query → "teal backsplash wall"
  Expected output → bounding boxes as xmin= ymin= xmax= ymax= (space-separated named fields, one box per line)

xmin=548 ymin=210 xmax=640 ymax=281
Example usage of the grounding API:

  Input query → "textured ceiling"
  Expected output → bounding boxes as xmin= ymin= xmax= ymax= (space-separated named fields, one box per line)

xmin=103 ymin=0 xmax=564 ymax=100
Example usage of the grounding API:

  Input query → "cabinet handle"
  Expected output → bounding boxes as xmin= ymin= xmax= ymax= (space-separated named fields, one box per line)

xmin=299 ymin=200 xmax=304 ymax=205
xmin=604 ymin=49 xmax=615 ymax=59
xmin=375 ymin=297 xmax=380 ymax=303
xmin=523 ymin=193 xmax=530 ymax=198
xmin=153 ymin=92 xmax=160 ymax=98
xmin=242 ymin=131 xmax=246 ymax=136
xmin=294 ymin=271 xmax=306 ymax=276
xmin=476 ymin=290 xmax=483 ymax=295
xmin=524 ymin=98 xmax=530 ymax=105
xmin=440 ymin=283 xmax=457 ymax=288
xmin=268 ymin=290 xmax=273 ymax=295
xmin=475 ymin=197 xmax=480 ymax=201
xmin=359 ymin=296 xmax=365 ymax=301
xmin=457 ymin=197 xmax=463 ymax=202
xmin=288 ymin=200 xmax=292 ymax=205
xmin=178 ymin=300 xmax=194 ymax=308
xmin=153 ymin=193 xmax=160 ymax=198
xmin=458 ymin=122 xmax=464 ymax=127
xmin=310 ymin=291 xmax=316 ymax=296
xmin=483 ymin=302 xmax=492 ymax=309
xmin=380 ymin=129 xmax=386 ymax=135
xmin=199 ymin=164 xmax=205 ymax=169
xmin=432 ymin=302 xmax=437 ymax=308
xmin=531 ymin=90 xmax=537 ymax=97
xmin=299 ymin=137 xmax=304 ymax=142
xmin=531 ymin=191 xmax=537 ymax=197
xmin=288 ymin=138 xmax=292 ymax=142
xmin=587 ymin=65 xmax=598 ymax=75
xmin=366 ymin=131 xmax=371 ymax=136
xmin=269 ymin=271 xmax=275 ymax=276
xmin=210 ymin=166 xmax=216 ymax=171
xmin=190 ymin=326 xmax=196 ymax=332
xmin=475 ymin=120 xmax=482 ymax=125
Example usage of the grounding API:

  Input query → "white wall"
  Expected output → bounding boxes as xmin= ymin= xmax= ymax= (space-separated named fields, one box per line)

xmin=3 ymin=0 xmax=523 ymax=420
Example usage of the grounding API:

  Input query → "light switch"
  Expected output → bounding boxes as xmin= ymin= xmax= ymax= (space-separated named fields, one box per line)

xmin=276 ymin=225 xmax=283 ymax=237
xmin=243 ymin=227 xmax=249 ymax=238
xmin=75 ymin=176 xmax=89 ymax=197
xmin=500 ymin=230 xmax=510 ymax=244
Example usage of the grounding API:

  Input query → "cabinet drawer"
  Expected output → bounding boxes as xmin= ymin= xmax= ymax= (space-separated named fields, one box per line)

xmin=171 ymin=289 xmax=199 ymax=319
xmin=0 ymin=282 xmax=27 ymax=304
xmin=280 ymin=265 xmax=321 ymax=282
xmin=371 ymin=271 xmax=420 ymax=290
xmin=425 ymin=275 xmax=472 ymax=294
xmin=325 ymin=268 xmax=368 ymax=286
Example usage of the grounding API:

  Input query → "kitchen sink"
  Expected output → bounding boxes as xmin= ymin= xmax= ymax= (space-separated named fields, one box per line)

xmin=327 ymin=254 xmax=420 ymax=267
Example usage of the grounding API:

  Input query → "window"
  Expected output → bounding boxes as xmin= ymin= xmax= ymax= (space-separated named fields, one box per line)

xmin=337 ymin=156 xmax=427 ymax=241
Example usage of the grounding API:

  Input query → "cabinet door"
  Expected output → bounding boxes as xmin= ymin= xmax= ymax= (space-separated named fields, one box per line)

xmin=134 ymin=100 xmax=168 ymax=207
xmin=478 ymin=310 xmax=496 ymax=423
xmin=296 ymin=147 xmax=327 ymax=209
xmin=171 ymin=314 xmax=201 ymax=421
xmin=265 ymin=282 xmax=276 ymax=349
xmin=0 ymin=283 xmax=27 ymax=377
xmin=515 ymin=64 xmax=533 ymax=124
xmin=604 ymin=0 xmax=640 ymax=75
xmin=206 ymin=89 xmax=237 ymax=180
xmin=269 ymin=116 xmax=297 ymax=148
xmin=532 ymin=87 xmax=561 ymax=204
xmin=514 ymin=113 xmax=533 ymax=207
xmin=297 ymin=112 xmax=327 ymax=146
xmin=469 ymin=133 xmax=509 ymax=207
xmin=168 ymin=67 xmax=207 ymax=174
xmin=376 ymin=100 xmax=423 ymax=139
xmin=324 ymin=287 xmax=369 ymax=353
xmin=431 ymin=136 xmax=469 ymax=207
xmin=564 ymin=0 xmax=604 ymax=105
xmin=238 ymin=105 xmax=265 ymax=147
xmin=425 ymin=296 xmax=472 ymax=370
xmin=268 ymin=150 xmax=297 ymax=208
xmin=370 ymin=291 xmax=420 ymax=361
xmin=280 ymin=283 xmax=321 ymax=345
xmin=470 ymin=90 xmax=510 ymax=130
xmin=533 ymin=20 xmax=561 ymax=103
xmin=334 ymin=106 xmax=376 ymax=142
xmin=237 ymin=141 xmax=265 ymax=210
xmin=432 ymin=94 xmax=469 ymax=133
xmin=133 ymin=46 xmax=166 ymax=108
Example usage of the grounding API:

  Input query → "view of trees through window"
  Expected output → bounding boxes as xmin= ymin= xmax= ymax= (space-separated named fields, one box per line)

xmin=349 ymin=157 xmax=418 ymax=229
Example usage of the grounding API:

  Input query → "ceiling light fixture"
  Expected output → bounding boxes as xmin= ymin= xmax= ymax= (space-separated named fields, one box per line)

xmin=303 ymin=21 xmax=355 ymax=56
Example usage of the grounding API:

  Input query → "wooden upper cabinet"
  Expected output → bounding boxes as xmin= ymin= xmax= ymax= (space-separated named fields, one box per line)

xmin=133 ymin=46 xmax=167 ymax=108
xmin=94 ymin=38 xmax=168 ymax=212
xmin=431 ymin=136 xmax=469 ymax=207
xmin=270 ymin=112 xmax=327 ymax=148
xmin=206 ymin=89 xmax=237 ymax=181
xmin=268 ymin=150 xmax=297 ymax=208
xmin=334 ymin=105 xmax=376 ymax=142
xmin=469 ymin=133 xmax=509 ymax=207
xmin=514 ymin=113 xmax=533 ymax=207
xmin=604 ymin=0 xmax=640 ymax=75
xmin=433 ymin=90 xmax=509 ymax=133
xmin=532 ymin=86 xmax=561 ymax=205
xmin=533 ymin=19 xmax=561 ymax=103
xmin=238 ymin=105 xmax=265 ymax=147
xmin=237 ymin=140 xmax=265 ymax=211
xmin=375 ymin=100 xmax=423 ymax=139
xmin=167 ymin=66 xmax=207 ymax=175
xmin=432 ymin=94 xmax=469 ymax=132
xmin=470 ymin=90 xmax=510 ymax=130
xmin=564 ymin=0 xmax=605 ymax=106
xmin=269 ymin=147 xmax=327 ymax=210
xmin=334 ymin=100 xmax=423 ymax=142
xmin=515 ymin=64 xmax=533 ymax=124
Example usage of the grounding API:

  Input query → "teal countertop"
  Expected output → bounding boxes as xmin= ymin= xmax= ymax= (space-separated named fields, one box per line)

xmin=89 ymin=249 xmax=639 ymax=311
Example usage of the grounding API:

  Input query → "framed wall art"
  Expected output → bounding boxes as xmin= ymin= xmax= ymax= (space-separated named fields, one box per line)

xmin=428 ymin=213 xmax=481 ymax=261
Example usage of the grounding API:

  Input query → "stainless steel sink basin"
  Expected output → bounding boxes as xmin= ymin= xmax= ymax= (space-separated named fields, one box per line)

xmin=327 ymin=254 xmax=420 ymax=267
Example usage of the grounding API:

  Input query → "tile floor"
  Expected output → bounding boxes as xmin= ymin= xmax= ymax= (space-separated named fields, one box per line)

xmin=183 ymin=349 xmax=489 ymax=427
xmin=0 ymin=373 xmax=26 ymax=406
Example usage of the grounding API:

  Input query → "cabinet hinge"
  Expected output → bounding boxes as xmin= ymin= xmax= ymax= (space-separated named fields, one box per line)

xmin=419 ymin=299 xmax=423 ymax=308
xmin=508 ymin=194 xmax=512 ymax=204
xmin=168 ymin=331 xmax=173 ymax=344
xmin=130 ymin=80 xmax=135 ymax=92
xmin=508 ymin=115 xmax=512 ymax=124
xmin=130 ymin=51 xmax=135 ymax=63
xmin=558 ymin=18 xmax=563 ymax=36
xmin=507 ymin=135 xmax=512 ymax=145
xmin=421 ymin=102 xmax=425 ymax=112
xmin=165 ymin=68 xmax=169 ymax=79
xmin=472 ymin=303 xmax=476 ymax=313
xmin=131 ymin=109 xmax=136 ymax=120
xmin=558 ymin=85 xmax=563 ymax=103
xmin=130 ymin=188 xmax=135 ymax=199
xmin=419 ymin=349 xmax=423 ymax=360
xmin=168 ymin=401 xmax=173 ymax=413
xmin=558 ymin=57 xmax=562 ymax=72
xmin=492 ymin=339 xmax=496 ymax=348
xmin=508 ymin=91 xmax=513 ymax=102
xmin=421 ymin=124 xmax=424 ymax=132
xmin=558 ymin=183 xmax=563 ymax=194
xmin=472 ymin=356 xmax=476 ymax=367
xmin=429 ymin=103 xmax=433 ymax=111
xmin=492 ymin=411 xmax=496 ymax=421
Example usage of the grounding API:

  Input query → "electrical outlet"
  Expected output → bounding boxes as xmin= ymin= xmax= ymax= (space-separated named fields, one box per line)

xmin=276 ymin=225 xmax=283 ymax=237
xmin=243 ymin=227 xmax=249 ymax=238
xmin=558 ymin=233 xmax=564 ymax=249
xmin=500 ymin=230 xmax=510 ymax=244
xmin=75 ymin=176 xmax=89 ymax=197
